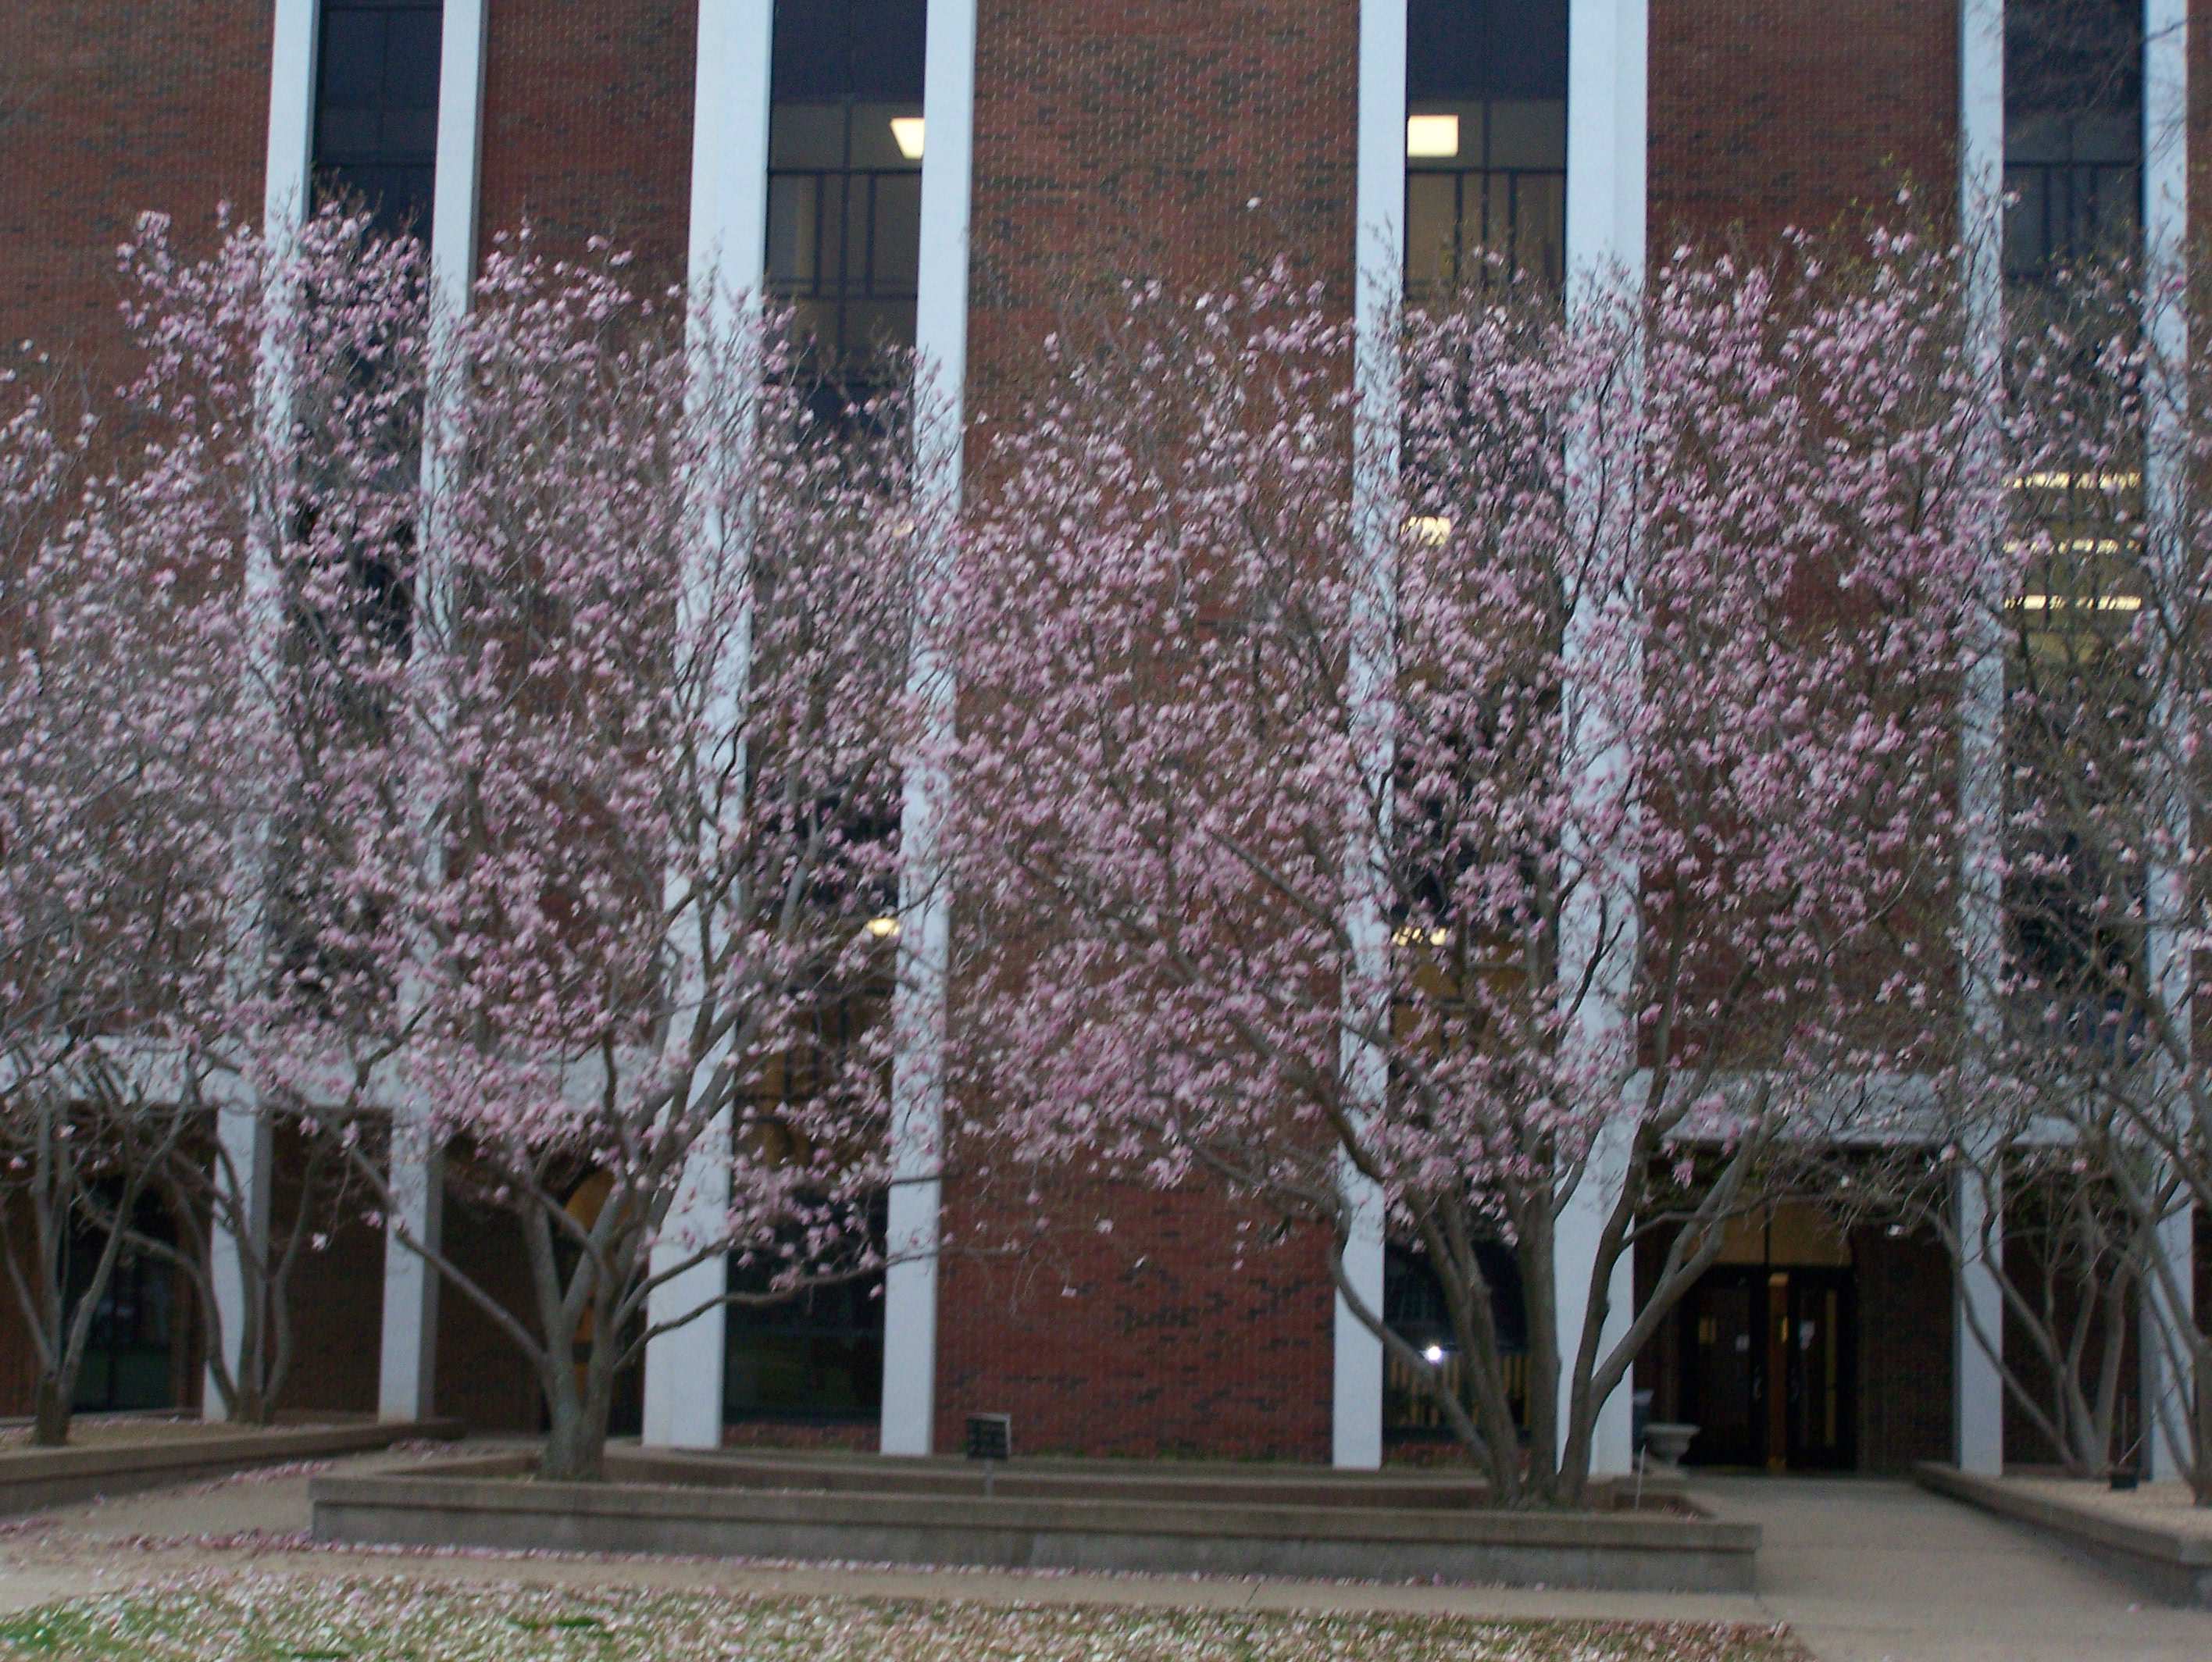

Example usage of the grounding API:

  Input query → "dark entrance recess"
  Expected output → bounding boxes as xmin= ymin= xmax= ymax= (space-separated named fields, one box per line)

xmin=1678 ymin=1264 xmax=1856 ymax=1471
xmin=68 ymin=1190 xmax=180 ymax=1414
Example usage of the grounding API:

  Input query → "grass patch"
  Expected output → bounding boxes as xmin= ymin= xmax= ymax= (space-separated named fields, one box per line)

xmin=0 ymin=1575 xmax=1804 ymax=1661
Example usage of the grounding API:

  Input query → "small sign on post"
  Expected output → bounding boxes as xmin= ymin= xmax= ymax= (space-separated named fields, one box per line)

xmin=965 ymin=1412 xmax=1011 ymax=1462
xmin=965 ymin=1412 xmax=1012 ymax=1496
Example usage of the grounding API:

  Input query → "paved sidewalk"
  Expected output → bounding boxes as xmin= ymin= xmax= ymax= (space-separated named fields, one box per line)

xmin=0 ymin=1448 xmax=2206 ymax=1660
xmin=1696 ymin=1475 xmax=2212 ymax=1662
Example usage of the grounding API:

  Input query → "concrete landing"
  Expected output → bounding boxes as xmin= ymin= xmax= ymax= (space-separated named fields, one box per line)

xmin=1696 ymin=1475 xmax=2212 ymax=1661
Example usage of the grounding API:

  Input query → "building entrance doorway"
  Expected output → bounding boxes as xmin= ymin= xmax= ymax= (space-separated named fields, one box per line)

xmin=1673 ymin=1205 xmax=1857 ymax=1471
xmin=1679 ymin=1268 xmax=1855 ymax=1470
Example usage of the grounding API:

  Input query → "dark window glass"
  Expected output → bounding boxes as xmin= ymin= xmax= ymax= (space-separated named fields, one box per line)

xmin=66 ymin=1189 xmax=177 ymax=1414
xmin=1381 ymin=1243 xmax=1529 ymax=1439
xmin=2004 ymin=0 xmax=2142 ymax=277
xmin=314 ymin=0 xmax=444 ymax=237
xmin=1407 ymin=0 xmax=1568 ymax=102
xmin=725 ymin=1193 xmax=887 ymax=1423
xmin=1405 ymin=2 xmax=1568 ymax=296
xmin=768 ymin=0 xmax=926 ymax=391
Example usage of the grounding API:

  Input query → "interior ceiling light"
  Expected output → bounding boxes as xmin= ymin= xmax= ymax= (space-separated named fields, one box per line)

xmin=2008 ymin=470 xmax=2142 ymax=492
xmin=2003 ymin=537 xmax=2132 ymax=555
xmin=1406 ymin=114 xmax=1460 ymax=159
xmin=2011 ymin=594 xmax=2144 ymax=612
xmin=890 ymin=117 xmax=926 ymax=160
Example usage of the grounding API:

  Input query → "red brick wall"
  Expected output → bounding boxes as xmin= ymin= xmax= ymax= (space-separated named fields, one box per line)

xmin=478 ymin=0 xmax=694 ymax=280
xmin=966 ymin=0 xmax=1361 ymax=401
xmin=0 ymin=0 xmax=266 ymax=1422
xmin=429 ymin=1189 xmax=548 ymax=1432
xmin=936 ymin=0 xmax=1360 ymax=1464
xmin=0 ymin=2 xmax=271 ymax=382
xmin=937 ymin=1180 xmax=1333 ymax=1460
xmin=1853 ymin=1226 xmax=1956 ymax=1472
xmin=1650 ymin=1 xmax=1960 ymax=251
xmin=273 ymin=1128 xmax=384 ymax=1418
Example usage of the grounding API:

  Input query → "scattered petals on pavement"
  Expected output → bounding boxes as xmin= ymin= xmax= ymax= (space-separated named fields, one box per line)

xmin=0 ymin=1575 xmax=1807 ymax=1661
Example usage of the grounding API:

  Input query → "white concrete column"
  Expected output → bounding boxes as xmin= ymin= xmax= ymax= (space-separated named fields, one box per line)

xmin=263 ymin=0 xmax=321 ymax=225
xmin=2138 ymin=0 xmax=2196 ymax=1488
xmin=1554 ymin=1118 xmax=1636 ymax=1478
xmin=204 ymin=1095 xmax=273 ymax=1421
xmin=1565 ymin=0 xmax=1647 ymax=301
xmin=1329 ymin=0 xmax=1407 ymax=1474
xmin=376 ymin=1112 xmax=444 ymax=1421
xmin=1952 ymin=1161 xmax=2007 ymax=1475
xmin=227 ymin=0 xmax=320 ymax=1429
xmin=426 ymin=0 xmax=490 ymax=323
xmin=1950 ymin=0 xmax=2010 ymax=1486
xmin=2139 ymin=1201 xmax=2196 ymax=1482
xmin=641 ymin=1115 xmax=735 ymax=1447
xmin=879 ymin=0 xmax=979 ymax=1458
xmin=374 ymin=0 xmax=487 ymax=1425
xmin=637 ymin=0 xmax=778 ymax=1455
xmin=1553 ymin=0 xmax=1647 ymax=1483
xmin=1956 ymin=0 xmax=2005 ymax=1056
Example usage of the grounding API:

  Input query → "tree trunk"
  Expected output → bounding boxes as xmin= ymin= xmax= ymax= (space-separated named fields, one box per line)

xmin=2192 ymin=1353 xmax=2211 ymax=1507
xmin=30 ymin=1375 xmax=70 ymax=1447
xmin=234 ymin=1382 xmax=270 ymax=1428
xmin=536 ymin=1384 xmax=610 ymax=1483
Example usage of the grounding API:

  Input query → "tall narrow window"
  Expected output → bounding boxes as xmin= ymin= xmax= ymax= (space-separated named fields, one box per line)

xmin=1405 ymin=0 xmax=1568 ymax=298
xmin=767 ymin=0 xmax=927 ymax=391
xmin=314 ymin=0 xmax=444 ymax=237
xmin=2002 ymin=3 xmax=2151 ymax=1056
xmin=2004 ymin=0 xmax=2142 ymax=278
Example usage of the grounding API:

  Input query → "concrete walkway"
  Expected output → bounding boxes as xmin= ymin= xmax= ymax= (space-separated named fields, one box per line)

xmin=0 ymin=1448 xmax=2206 ymax=1660
xmin=1695 ymin=1475 xmax=2212 ymax=1661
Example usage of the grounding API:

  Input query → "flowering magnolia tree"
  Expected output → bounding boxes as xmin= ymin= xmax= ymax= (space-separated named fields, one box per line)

xmin=951 ymin=234 xmax=1986 ymax=1506
xmin=18 ymin=210 xmax=924 ymax=1478
xmin=217 ymin=232 xmax=929 ymax=1482
xmin=0 ymin=209 xmax=436 ymax=1439
xmin=1950 ymin=255 xmax=2212 ymax=1502
xmin=0 ymin=351 xmax=252 ymax=1443
xmin=1812 ymin=1095 xmax=2143 ymax=1477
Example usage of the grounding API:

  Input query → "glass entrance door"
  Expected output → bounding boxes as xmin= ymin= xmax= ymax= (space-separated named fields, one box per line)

xmin=1680 ymin=1270 xmax=1762 ymax=1466
xmin=1783 ymin=1269 xmax=1856 ymax=1470
xmin=1678 ymin=1264 xmax=1857 ymax=1470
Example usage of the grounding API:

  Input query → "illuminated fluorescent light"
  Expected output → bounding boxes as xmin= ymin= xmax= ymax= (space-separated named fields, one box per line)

xmin=1406 ymin=515 xmax=1453 ymax=547
xmin=2008 ymin=470 xmax=2142 ymax=492
xmin=1406 ymin=114 xmax=1461 ymax=159
xmin=2003 ymin=537 xmax=2131 ymax=555
xmin=890 ymin=117 xmax=926 ymax=160
xmin=865 ymin=915 xmax=902 ymax=940
xmin=2011 ymin=594 xmax=2144 ymax=613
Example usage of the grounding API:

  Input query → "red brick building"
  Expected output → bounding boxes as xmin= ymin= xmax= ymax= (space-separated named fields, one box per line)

xmin=0 ymin=0 xmax=2203 ymax=1481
